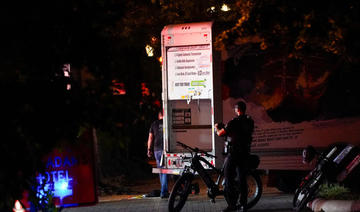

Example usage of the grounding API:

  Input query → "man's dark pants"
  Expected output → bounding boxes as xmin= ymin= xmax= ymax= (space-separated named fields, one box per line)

xmin=224 ymin=153 xmax=249 ymax=208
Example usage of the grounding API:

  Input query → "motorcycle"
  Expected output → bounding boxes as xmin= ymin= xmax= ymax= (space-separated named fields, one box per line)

xmin=293 ymin=142 xmax=360 ymax=211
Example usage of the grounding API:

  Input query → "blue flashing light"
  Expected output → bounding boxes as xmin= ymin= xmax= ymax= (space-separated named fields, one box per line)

xmin=36 ymin=170 xmax=74 ymax=204
xmin=60 ymin=181 xmax=68 ymax=190
xmin=54 ymin=180 xmax=73 ymax=201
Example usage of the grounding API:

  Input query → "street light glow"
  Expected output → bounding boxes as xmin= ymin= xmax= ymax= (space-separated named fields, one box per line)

xmin=221 ymin=4 xmax=230 ymax=12
xmin=145 ymin=44 xmax=154 ymax=57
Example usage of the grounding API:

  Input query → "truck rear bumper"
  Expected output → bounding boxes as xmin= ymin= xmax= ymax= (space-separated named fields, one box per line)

xmin=152 ymin=168 xmax=182 ymax=175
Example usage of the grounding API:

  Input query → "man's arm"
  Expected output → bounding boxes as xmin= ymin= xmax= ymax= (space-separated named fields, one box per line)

xmin=147 ymin=132 xmax=154 ymax=158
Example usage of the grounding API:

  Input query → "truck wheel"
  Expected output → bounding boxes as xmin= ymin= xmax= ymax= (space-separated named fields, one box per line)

xmin=168 ymin=173 xmax=193 ymax=212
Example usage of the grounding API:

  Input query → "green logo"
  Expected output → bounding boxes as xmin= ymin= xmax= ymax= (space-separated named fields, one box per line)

xmin=191 ymin=80 xmax=206 ymax=87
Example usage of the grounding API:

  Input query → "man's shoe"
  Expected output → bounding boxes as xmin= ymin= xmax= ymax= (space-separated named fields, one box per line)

xmin=239 ymin=205 xmax=247 ymax=212
xmin=160 ymin=193 xmax=169 ymax=199
xmin=235 ymin=204 xmax=247 ymax=212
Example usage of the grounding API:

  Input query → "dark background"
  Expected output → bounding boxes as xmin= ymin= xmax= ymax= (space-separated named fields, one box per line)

xmin=1 ymin=0 xmax=359 ymax=210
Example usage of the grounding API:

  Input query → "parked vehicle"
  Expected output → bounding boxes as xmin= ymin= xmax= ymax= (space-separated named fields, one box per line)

xmin=168 ymin=141 xmax=262 ymax=212
xmin=157 ymin=21 xmax=360 ymax=193
xmin=293 ymin=143 xmax=360 ymax=211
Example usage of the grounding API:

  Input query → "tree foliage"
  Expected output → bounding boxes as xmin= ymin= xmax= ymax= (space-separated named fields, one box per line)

xmin=113 ymin=0 xmax=359 ymax=121
xmin=106 ymin=0 xmax=359 ymax=62
xmin=214 ymin=0 xmax=359 ymax=60
xmin=1 ymin=0 xmax=151 ymax=210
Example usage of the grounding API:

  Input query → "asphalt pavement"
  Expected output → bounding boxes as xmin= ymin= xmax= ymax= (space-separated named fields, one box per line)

xmin=62 ymin=193 xmax=294 ymax=212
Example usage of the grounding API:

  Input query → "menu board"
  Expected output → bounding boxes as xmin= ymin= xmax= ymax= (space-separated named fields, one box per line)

xmin=167 ymin=45 xmax=213 ymax=100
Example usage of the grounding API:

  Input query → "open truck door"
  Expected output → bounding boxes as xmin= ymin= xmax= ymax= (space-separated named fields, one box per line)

xmin=153 ymin=22 xmax=223 ymax=175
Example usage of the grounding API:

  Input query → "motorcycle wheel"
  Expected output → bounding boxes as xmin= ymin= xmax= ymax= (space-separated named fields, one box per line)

xmin=293 ymin=171 xmax=323 ymax=211
xmin=168 ymin=173 xmax=193 ymax=212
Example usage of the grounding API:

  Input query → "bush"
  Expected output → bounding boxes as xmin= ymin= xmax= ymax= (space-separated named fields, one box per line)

xmin=318 ymin=184 xmax=360 ymax=200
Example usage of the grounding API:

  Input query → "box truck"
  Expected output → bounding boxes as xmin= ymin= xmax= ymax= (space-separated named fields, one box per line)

xmin=154 ymin=21 xmax=360 ymax=191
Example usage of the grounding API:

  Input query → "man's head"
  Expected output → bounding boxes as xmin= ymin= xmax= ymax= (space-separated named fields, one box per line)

xmin=302 ymin=145 xmax=317 ymax=164
xmin=158 ymin=109 xmax=163 ymax=120
xmin=234 ymin=101 xmax=246 ymax=116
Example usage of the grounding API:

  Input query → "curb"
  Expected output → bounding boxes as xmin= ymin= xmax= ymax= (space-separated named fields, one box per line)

xmin=307 ymin=198 xmax=360 ymax=212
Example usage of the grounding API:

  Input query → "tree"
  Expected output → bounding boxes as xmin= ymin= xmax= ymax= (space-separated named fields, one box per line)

xmin=110 ymin=0 xmax=359 ymax=122
xmin=1 ymin=0 xmax=164 ymax=209
xmin=214 ymin=0 xmax=360 ymax=121
xmin=0 ymin=0 xmax=114 ymax=210
xmin=114 ymin=0 xmax=359 ymax=122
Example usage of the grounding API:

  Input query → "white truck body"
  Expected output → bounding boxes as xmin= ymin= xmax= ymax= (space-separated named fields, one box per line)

xmin=155 ymin=21 xmax=360 ymax=177
xmin=223 ymin=98 xmax=360 ymax=170
xmin=155 ymin=22 xmax=224 ymax=175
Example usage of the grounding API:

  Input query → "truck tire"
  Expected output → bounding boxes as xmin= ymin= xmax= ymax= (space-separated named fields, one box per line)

xmin=168 ymin=173 xmax=193 ymax=212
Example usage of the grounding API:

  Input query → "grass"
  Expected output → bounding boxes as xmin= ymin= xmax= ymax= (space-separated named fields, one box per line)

xmin=318 ymin=184 xmax=360 ymax=200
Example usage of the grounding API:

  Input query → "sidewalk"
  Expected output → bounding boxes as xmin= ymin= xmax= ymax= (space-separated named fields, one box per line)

xmin=98 ymin=175 xmax=360 ymax=212
xmin=98 ymin=174 xmax=282 ymax=202
xmin=63 ymin=193 xmax=295 ymax=212
xmin=308 ymin=198 xmax=360 ymax=212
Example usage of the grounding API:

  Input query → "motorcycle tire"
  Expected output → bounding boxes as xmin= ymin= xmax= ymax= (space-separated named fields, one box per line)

xmin=168 ymin=173 xmax=193 ymax=212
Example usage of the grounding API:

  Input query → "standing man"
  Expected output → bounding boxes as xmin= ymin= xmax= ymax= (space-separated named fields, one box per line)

xmin=147 ymin=109 xmax=169 ymax=198
xmin=215 ymin=101 xmax=254 ymax=212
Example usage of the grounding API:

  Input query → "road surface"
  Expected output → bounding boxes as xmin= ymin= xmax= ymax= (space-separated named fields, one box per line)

xmin=62 ymin=193 xmax=294 ymax=212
